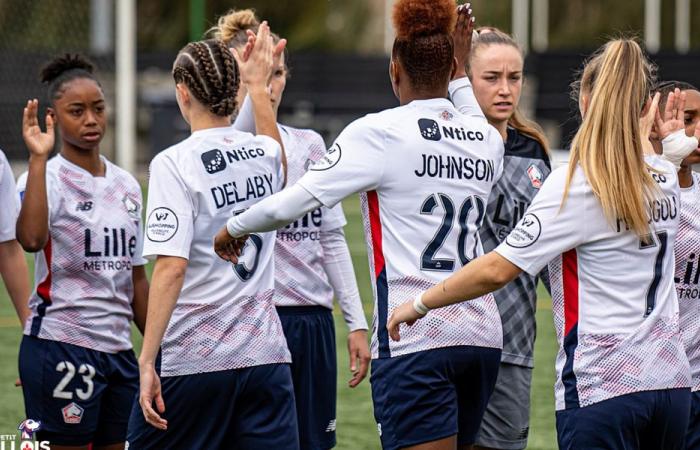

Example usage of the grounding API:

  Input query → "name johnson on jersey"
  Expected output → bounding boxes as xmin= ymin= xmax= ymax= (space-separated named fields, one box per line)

xmin=414 ymin=154 xmax=496 ymax=181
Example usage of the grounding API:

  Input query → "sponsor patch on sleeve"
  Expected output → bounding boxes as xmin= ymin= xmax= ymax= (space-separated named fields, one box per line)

xmin=146 ymin=207 xmax=179 ymax=242
xmin=505 ymin=213 xmax=542 ymax=248
xmin=310 ymin=144 xmax=342 ymax=171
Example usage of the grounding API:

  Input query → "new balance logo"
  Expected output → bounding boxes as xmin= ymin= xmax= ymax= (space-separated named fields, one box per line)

xmin=76 ymin=201 xmax=93 ymax=211
xmin=325 ymin=419 xmax=336 ymax=432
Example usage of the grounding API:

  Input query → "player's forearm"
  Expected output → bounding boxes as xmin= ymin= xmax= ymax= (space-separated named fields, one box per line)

xmin=248 ymin=88 xmax=286 ymax=184
xmin=232 ymin=94 xmax=256 ymax=134
xmin=16 ymin=157 xmax=49 ymax=252
xmin=448 ymin=76 xmax=487 ymax=120
xmin=139 ymin=256 xmax=186 ymax=365
xmin=131 ymin=265 xmax=150 ymax=335
xmin=0 ymin=240 xmax=30 ymax=326
xmin=227 ymin=184 xmax=322 ymax=237
xmin=422 ymin=251 xmax=521 ymax=310
xmin=320 ymin=228 xmax=368 ymax=332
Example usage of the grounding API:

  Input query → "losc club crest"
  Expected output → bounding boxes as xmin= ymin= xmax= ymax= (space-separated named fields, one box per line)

xmin=122 ymin=195 xmax=140 ymax=219
xmin=439 ymin=110 xmax=454 ymax=121
xmin=62 ymin=402 xmax=84 ymax=424
xmin=527 ymin=164 xmax=544 ymax=189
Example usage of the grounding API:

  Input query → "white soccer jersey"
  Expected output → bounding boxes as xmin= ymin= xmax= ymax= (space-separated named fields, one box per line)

xmin=0 ymin=150 xmax=19 ymax=243
xmin=674 ymin=172 xmax=700 ymax=392
xmin=17 ymin=155 xmax=147 ymax=353
xmin=143 ymin=126 xmax=290 ymax=377
xmin=297 ymin=98 xmax=505 ymax=359
xmin=273 ymin=125 xmax=347 ymax=309
xmin=496 ymin=155 xmax=691 ymax=410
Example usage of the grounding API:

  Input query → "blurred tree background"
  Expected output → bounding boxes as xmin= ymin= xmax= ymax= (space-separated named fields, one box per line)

xmin=1 ymin=0 xmax=699 ymax=53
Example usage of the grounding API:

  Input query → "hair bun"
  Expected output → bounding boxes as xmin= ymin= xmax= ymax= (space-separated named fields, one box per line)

xmin=40 ymin=53 xmax=94 ymax=84
xmin=210 ymin=9 xmax=260 ymax=44
xmin=393 ymin=0 xmax=456 ymax=40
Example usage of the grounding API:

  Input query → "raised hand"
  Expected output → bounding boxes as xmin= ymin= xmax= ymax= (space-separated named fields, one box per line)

xmin=640 ymin=92 xmax=661 ymax=143
xmin=231 ymin=21 xmax=277 ymax=91
xmin=453 ymin=3 xmax=476 ymax=78
xmin=654 ymin=88 xmax=687 ymax=141
xmin=22 ymin=99 xmax=54 ymax=159
xmin=213 ymin=227 xmax=248 ymax=263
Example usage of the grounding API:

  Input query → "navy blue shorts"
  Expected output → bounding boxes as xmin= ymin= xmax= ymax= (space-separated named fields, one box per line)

xmin=370 ymin=345 xmax=501 ymax=450
xmin=277 ymin=305 xmax=337 ymax=450
xmin=687 ymin=390 xmax=700 ymax=450
xmin=556 ymin=388 xmax=691 ymax=450
xmin=18 ymin=335 xmax=138 ymax=447
xmin=126 ymin=363 xmax=299 ymax=450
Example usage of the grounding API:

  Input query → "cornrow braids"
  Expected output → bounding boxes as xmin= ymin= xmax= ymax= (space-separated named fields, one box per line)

xmin=172 ymin=39 xmax=239 ymax=117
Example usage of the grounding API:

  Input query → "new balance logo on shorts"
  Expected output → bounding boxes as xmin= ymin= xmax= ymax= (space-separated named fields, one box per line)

xmin=201 ymin=149 xmax=226 ymax=174
xmin=325 ymin=419 xmax=337 ymax=432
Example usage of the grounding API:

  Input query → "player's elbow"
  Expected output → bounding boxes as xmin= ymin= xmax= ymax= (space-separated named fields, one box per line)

xmin=16 ymin=232 xmax=47 ymax=253
xmin=483 ymin=252 xmax=520 ymax=290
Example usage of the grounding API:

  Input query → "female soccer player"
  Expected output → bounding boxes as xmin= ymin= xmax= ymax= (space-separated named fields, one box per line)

xmin=0 ymin=149 xmax=30 ymax=326
xmin=388 ymin=39 xmax=700 ymax=450
xmin=16 ymin=54 xmax=149 ymax=450
xmin=210 ymin=9 xmax=370 ymax=449
xmin=127 ymin=25 xmax=299 ymax=450
xmin=452 ymin=20 xmax=551 ymax=450
xmin=214 ymin=1 xmax=506 ymax=448
xmin=654 ymin=80 xmax=700 ymax=449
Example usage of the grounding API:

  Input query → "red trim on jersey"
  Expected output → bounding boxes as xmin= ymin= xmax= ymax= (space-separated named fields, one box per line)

xmin=366 ymin=191 xmax=385 ymax=278
xmin=37 ymin=238 xmax=52 ymax=304
xmin=562 ymin=249 xmax=579 ymax=336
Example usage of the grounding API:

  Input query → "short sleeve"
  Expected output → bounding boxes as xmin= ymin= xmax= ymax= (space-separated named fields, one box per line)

xmin=142 ymin=154 xmax=195 ymax=260
xmin=321 ymin=203 xmax=347 ymax=231
xmin=16 ymin=167 xmax=60 ymax=222
xmin=132 ymin=186 xmax=148 ymax=266
xmin=0 ymin=152 xmax=19 ymax=243
xmin=297 ymin=116 xmax=385 ymax=208
xmin=495 ymin=167 xmax=586 ymax=275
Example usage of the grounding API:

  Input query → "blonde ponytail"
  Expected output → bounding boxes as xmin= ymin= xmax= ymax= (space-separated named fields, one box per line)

xmin=208 ymin=9 xmax=260 ymax=48
xmin=565 ymin=39 xmax=658 ymax=237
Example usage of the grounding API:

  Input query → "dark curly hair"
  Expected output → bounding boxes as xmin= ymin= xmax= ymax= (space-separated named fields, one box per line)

xmin=40 ymin=53 xmax=101 ymax=104
xmin=173 ymin=39 xmax=239 ymax=117
xmin=392 ymin=0 xmax=457 ymax=93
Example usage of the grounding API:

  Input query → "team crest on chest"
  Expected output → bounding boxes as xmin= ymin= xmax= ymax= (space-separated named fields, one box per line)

xmin=439 ymin=110 xmax=454 ymax=121
xmin=527 ymin=164 xmax=543 ymax=189
xmin=122 ymin=195 xmax=140 ymax=219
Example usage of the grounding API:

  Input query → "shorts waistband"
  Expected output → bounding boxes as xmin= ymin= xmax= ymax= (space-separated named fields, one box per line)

xmin=275 ymin=305 xmax=332 ymax=316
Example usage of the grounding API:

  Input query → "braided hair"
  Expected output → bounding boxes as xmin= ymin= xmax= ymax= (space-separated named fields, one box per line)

xmin=40 ymin=54 xmax=102 ymax=104
xmin=172 ymin=39 xmax=239 ymax=117
xmin=392 ymin=0 xmax=457 ymax=93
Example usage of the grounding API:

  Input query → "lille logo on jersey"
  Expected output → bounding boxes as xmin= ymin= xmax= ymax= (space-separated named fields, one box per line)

xmin=527 ymin=164 xmax=543 ymax=189
xmin=62 ymin=402 xmax=84 ymax=424
xmin=418 ymin=119 xmax=442 ymax=141
xmin=201 ymin=149 xmax=227 ymax=174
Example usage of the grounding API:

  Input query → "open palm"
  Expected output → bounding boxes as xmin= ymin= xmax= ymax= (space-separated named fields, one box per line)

xmin=22 ymin=99 xmax=55 ymax=158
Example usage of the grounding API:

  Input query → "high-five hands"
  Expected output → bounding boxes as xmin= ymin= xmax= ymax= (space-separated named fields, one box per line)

xmin=453 ymin=3 xmax=475 ymax=79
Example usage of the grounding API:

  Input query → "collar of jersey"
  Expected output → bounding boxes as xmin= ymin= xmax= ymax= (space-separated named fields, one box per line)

xmin=406 ymin=97 xmax=454 ymax=109
xmin=57 ymin=153 xmax=109 ymax=180
xmin=190 ymin=125 xmax=237 ymax=138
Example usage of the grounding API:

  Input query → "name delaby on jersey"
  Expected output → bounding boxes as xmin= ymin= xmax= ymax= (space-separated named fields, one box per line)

xmin=79 ymin=195 xmax=141 ymax=272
